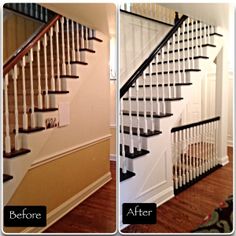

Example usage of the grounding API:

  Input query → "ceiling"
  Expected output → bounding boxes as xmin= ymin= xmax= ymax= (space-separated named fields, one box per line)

xmin=160 ymin=3 xmax=232 ymax=29
xmin=41 ymin=3 xmax=116 ymax=37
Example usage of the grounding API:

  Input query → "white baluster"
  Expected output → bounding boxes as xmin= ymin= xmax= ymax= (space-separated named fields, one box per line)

xmin=186 ymin=18 xmax=190 ymax=69
xmin=60 ymin=17 xmax=66 ymax=75
xmin=166 ymin=42 xmax=171 ymax=98
xmin=21 ymin=57 xmax=28 ymax=129
xmin=84 ymin=26 xmax=88 ymax=49
xmin=199 ymin=125 xmax=203 ymax=175
xmin=181 ymin=22 xmax=186 ymax=83
xmin=71 ymin=20 xmax=76 ymax=61
xmin=195 ymin=21 xmax=199 ymax=57
xmin=199 ymin=22 xmax=203 ymax=56
xmin=172 ymin=33 xmax=176 ymax=97
xmin=29 ymin=48 xmax=36 ymax=127
xmin=161 ymin=50 xmax=166 ymax=114
xmin=55 ymin=20 xmax=61 ymax=91
xmin=177 ymin=27 xmax=181 ymax=83
xmin=49 ymin=27 xmax=55 ymax=91
xmin=178 ymin=131 xmax=182 ymax=187
xmin=76 ymin=23 xmax=80 ymax=61
xmin=80 ymin=25 xmax=84 ymax=49
xmin=155 ymin=55 xmax=159 ymax=115
xmin=128 ymin=88 xmax=134 ymax=153
xmin=185 ymin=128 xmax=190 ymax=183
xmin=191 ymin=20 xmax=195 ymax=67
xmin=66 ymin=18 xmax=71 ymax=75
xmin=192 ymin=127 xmax=196 ymax=178
xmin=174 ymin=132 xmax=178 ymax=189
xmin=120 ymin=99 xmax=127 ymax=174
xmin=12 ymin=65 xmax=20 ymax=150
xmin=4 ymin=74 xmax=11 ymax=153
xmin=204 ymin=23 xmax=208 ymax=44
xmin=188 ymin=128 xmax=193 ymax=180
xmin=143 ymin=70 xmax=148 ymax=133
xmin=135 ymin=80 xmax=141 ymax=151
xmin=43 ymin=34 xmax=49 ymax=109
xmin=149 ymin=64 xmax=155 ymax=131
xmin=182 ymin=130 xmax=186 ymax=185
xmin=36 ymin=42 xmax=43 ymax=109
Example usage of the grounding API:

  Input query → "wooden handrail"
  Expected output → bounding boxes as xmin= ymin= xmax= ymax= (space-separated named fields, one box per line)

xmin=171 ymin=116 xmax=220 ymax=132
xmin=3 ymin=14 xmax=62 ymax=75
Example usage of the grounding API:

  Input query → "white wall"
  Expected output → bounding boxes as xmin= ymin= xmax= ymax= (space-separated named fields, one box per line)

xmin=181 ymin=62 xmax=233 ymax=147
xmin=120 ymin=12 xmax=171 ymax=86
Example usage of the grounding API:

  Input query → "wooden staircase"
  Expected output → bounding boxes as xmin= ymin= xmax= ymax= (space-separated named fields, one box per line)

xmin=3 ymin=5 xmax=103 ymax=205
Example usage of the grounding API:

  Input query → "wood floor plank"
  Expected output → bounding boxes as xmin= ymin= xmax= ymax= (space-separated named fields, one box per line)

xmin=45 ymin=161 xmax=116 ymax=233
xmin=122 ymin=147 xmax=233 ymax=233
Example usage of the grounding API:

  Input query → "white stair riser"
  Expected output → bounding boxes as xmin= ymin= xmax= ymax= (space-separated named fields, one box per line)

xmin=36 ymin=111 xmax=59 ymax=128
xmin=159 ymin=46 xmax=214 ymax=61
xmin=151 ymin=58 xmax=202 ymax=72
xmin=121 ymin=133 xmax=148 ymax=150
xmin=123 ymin=100 xmax=172 ymax=114
xmin=122 ymin=114 xmax=169 ymax=131
xmin=127 ymin=85 xmax=182 ymax=98
xmin=171 ymin=34 xmax=216 ymax=46
xmin=138 ymin=71 xmax=192 ymax=85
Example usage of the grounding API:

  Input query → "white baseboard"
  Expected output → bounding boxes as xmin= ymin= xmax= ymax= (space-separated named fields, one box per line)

xmin=21 ymin=172 xmax=112 ymax=233
xmin=110 ymin=154 xmax=116 ymax=161
xmin=218 ymin=155 xmax=229 ymax=166
xmin=227 ymin=140 xmax=233 ymax=147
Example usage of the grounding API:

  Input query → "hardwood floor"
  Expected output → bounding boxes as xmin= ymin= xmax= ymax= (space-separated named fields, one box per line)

xmin=45 ymin=161 xmax=116 ymax=233
xmin=122 ymin=147 xmax=233 ymax=233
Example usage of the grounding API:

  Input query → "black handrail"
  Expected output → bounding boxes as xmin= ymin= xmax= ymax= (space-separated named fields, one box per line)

xmin=171 ymin=116 xmax=220 ymax=133
xmin=120 ymin=14 xmax=188 ymax=98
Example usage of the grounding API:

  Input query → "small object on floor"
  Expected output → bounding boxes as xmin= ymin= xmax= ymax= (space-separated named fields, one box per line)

xmin=192 ymin=195 xmax=233 ymax=233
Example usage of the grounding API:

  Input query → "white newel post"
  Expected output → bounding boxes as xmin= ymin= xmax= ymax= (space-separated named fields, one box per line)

xmin=215 ymin=46 xmax=229 ymax=166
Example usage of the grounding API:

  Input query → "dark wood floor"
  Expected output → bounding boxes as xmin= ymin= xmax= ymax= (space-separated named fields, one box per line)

xmin=122 ymin=147 xmax=233 ymax=233
xmin=45 ymin=161 xmax=116 ymax=233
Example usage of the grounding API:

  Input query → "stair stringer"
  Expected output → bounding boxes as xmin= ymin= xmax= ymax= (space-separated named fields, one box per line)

xmin=3 ymin=32 xmax=106 ymax=205
xmin=120 ymin=34 xmax=224 ymax=213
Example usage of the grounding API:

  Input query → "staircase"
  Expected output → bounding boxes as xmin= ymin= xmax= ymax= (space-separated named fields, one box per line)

xmin=120 ymin=12 xmax=224 ymax=219
xmin=3 ymin=5 xmax=103 ymax=205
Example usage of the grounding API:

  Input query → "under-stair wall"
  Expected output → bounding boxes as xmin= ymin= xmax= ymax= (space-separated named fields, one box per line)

xmin=3 ymin=6 xmax=111 ymax=233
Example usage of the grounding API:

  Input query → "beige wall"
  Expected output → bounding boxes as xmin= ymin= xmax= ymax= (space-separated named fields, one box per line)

xmin=110 ymin=80 xmax=116 ymax=157
xmin=3 ymin=11 xmax=42 ymax=62
xmin=4 ymin=139 xmax=110 ymax=233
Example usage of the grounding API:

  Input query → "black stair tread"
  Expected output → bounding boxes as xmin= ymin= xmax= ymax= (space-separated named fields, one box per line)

xmin=159 ymin=45 xmax=215 ymax=54
xmin=120 ymin=144 xmax=150 ymax=159
xmin=152 ymin=56 xmax=209 ymax=65
xmin=4 ymin=148 xmax=31 ymax=158
xmin=47 ymin=90 xmax=69 ymax=94
xmin=3 ymin=174 xmax=13 ymax=183
xmin=132 ymin=82 xmax=192 ymax=88
xmin=122 ymin=110 xmax=173 ymax=118
xmin=123 ymin=126 xmax=162 ymax=137
xmin=120 ymin=168 xmax=136 ymax=182
xmin=56 ymin=75 xmax=79 ymax=79
xmin=66 ymin=61 xmax=88 ymax=65
xmin=123 ymin=97 xmax=183 ymax=101
xmin=19 ymin=127 xmax=45 ymax=133
xmin=201 ymin=43 xmax=216 ymax=47
xmin=146 ymin=69 xmax=201 ymax=76
xmin=210 ymin=32 xmax=223 ymax=37
xmin=34 ymin=107 xmax=58 ymax=112
xmin=88 ymin=37 xmax=103 ymax=42
xmin=78 ymin=48 xmax=96 ymax=53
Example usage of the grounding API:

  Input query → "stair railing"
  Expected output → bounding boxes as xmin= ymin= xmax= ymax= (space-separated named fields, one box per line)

xmin=120 ymin=13 xmax=219 ymax=175
xmin=171 ymin=116 xmax=220 ymax=192
xmin=3 ymin=7 xmax=100 ymax=154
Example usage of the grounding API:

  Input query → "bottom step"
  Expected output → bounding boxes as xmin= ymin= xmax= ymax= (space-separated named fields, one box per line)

xmin=3 ymin=174 xmax=13 ymax=183
xmin=120 ymin=168 xmax=136 ymax=182
xmin=174 ymin=164 xmax=222 ymax=195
